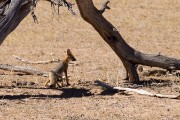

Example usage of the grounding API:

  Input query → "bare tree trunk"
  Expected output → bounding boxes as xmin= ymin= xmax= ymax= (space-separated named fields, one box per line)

xmin=0 ymin=0 xmax=74 ymax=44
xmin=75 ymin=0 xmax=180 ymax=82
xmin=0 ymin=0 xmax=31 ymax=44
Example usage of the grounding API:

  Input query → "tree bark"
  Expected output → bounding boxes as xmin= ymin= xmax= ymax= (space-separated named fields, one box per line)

xmin=0 ymin=0 xmax=31 ymax=44
xmin=75 ymin=0 xmax=180 ymax=82
xmin=0 ymin=0 xmax=74 ymax=44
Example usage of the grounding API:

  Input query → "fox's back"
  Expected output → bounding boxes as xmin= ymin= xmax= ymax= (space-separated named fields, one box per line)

xmin=54 ymin=61 xmax=68 ymax=74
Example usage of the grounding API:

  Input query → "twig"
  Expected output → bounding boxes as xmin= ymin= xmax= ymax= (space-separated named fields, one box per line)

xmin=95 ymin=80 xmax=180 ymax=99
xmin=30 ymin=0 xmax=76 ymax=22
xmin=48 ymin=0 xmax=76 ymax=15
xmin=12 ymin=55 xmax=60 ymax=64
xmin=31 ymin=0 xmax=39 ymax=23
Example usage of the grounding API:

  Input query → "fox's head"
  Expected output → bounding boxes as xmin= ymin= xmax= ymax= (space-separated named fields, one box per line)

xmin=67 ymin=49 xmax=76 ymax=61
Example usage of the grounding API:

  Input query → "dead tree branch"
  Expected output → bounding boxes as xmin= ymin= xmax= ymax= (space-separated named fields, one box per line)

xmin=12 ymin=55 xmax=60 ymax=64
xmin=0 ymin=0 xmax=32 ymax=45
xmin=49 ymin=0 xmax=76 ymax=15
xmin=31 ymin=0 xmax=39 ymax=23
xmin=0 ymin=0 xmax=75 ymax=44
xmin=0 ymin=64 xmax=48 ymax=76
xmin=95 ymin=80 xmax=180 ymax=99
xmin=75 ymin=0 xmax=180 ymax=83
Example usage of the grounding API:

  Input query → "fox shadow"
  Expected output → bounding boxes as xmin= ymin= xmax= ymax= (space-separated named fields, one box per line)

xmin=0 ymin=86 xmax=93 ymax=100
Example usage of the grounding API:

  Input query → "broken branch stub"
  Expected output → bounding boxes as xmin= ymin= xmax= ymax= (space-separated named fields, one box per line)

xmin=99 ymin=0 xmax=110 ymax=14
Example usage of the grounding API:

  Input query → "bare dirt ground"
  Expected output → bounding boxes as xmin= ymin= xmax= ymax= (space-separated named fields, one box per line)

xmin=0 ymin=0 xmax=180 ymax=119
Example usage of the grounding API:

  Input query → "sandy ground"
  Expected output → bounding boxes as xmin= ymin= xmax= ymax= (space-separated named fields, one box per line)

xmin=0 ymin=0 xmax=180 ymax=119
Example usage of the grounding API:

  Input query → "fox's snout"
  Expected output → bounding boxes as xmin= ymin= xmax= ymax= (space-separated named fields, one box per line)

xmin=72 ymin=57 xmax=76 ymax=61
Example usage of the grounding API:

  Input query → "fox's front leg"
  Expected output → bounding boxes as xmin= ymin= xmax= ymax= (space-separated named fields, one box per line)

xmin=60 ymin=76 xmax=64 ymax=87
xmin=58 ymin=75 xmax=64 ymax=87
xmin=44 ymin=80 xmax=50 ymax=87
xmin=64 ymin=70 xmax=70 ymax=86
xmin=56 ymin=82 xmax=61 ymax=88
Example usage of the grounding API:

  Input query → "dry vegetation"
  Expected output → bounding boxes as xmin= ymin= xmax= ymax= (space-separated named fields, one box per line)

xmin=0 ymin=0 xmax=180 ymax=119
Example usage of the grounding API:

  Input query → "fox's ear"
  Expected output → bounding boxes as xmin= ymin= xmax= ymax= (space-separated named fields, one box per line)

xmin=67 ymin=49 xmax=71 ymax=55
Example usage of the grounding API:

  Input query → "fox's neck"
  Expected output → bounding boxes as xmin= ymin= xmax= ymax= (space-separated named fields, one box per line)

xmin=64 ymin=56 xmax=69 ymax=64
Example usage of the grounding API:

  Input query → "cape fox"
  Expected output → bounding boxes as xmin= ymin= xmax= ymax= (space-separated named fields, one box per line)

xmin=45 ymin=49 xmax=76 ymax=88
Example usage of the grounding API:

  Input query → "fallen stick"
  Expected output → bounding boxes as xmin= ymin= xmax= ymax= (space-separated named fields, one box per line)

xmin=0 ymin=64 xmax=48 ymax=77
xmin=113 ymin=87 xmax=179 ymax=99
xmin=12 ymin=55 xmax=60 ymax=64
xmin=95 ymin=80 xmax=180 ymax=99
